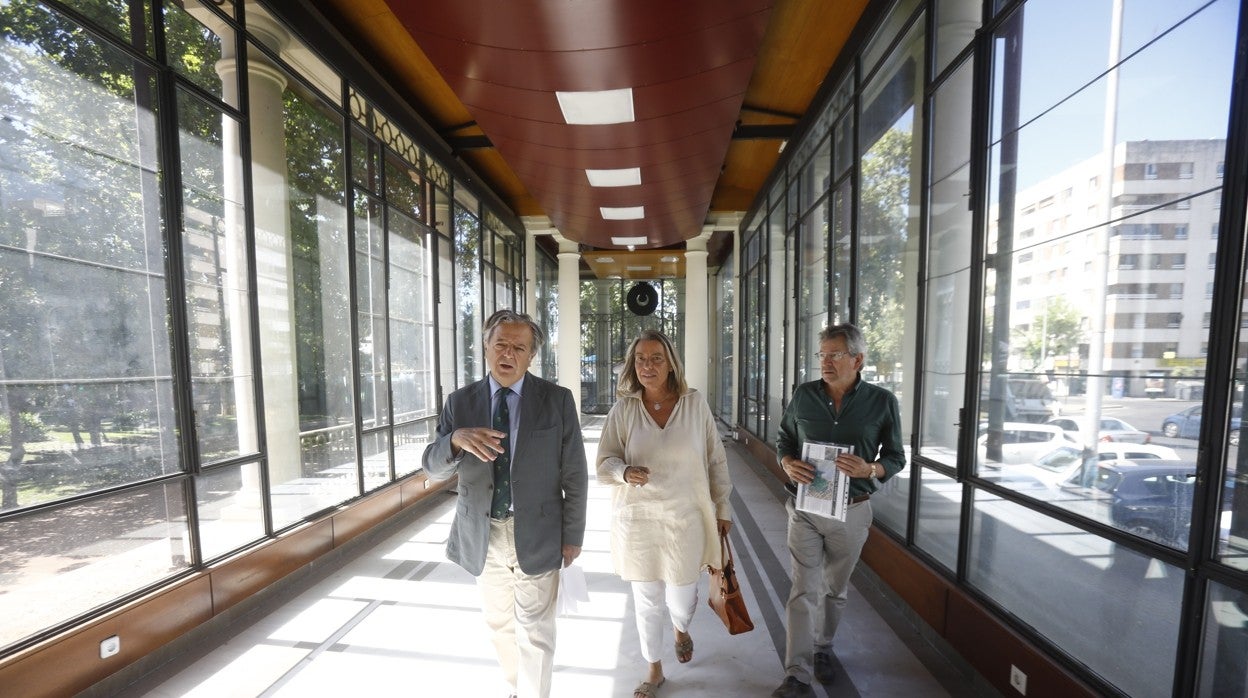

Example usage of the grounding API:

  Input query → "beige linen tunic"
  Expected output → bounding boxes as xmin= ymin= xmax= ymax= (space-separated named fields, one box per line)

xmin=596 ymin=389 xmax=732 ymax=585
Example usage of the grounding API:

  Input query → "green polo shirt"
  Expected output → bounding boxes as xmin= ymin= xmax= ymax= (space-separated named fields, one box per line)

xmin=776 ymin=375 xmax=906 ymax=498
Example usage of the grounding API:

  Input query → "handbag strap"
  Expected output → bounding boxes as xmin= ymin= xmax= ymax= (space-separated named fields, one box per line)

xmin=719 ymin=530 xmax=734 ymax=568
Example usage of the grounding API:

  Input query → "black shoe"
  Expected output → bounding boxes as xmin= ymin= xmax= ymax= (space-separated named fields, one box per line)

xmin=771 ymin=675 xmax=814 ymax=698
xmin=813 ymin=651 xmax=837 ymax=684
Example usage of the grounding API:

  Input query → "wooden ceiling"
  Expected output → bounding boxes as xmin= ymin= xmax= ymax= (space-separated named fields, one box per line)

xmin=313 ymin=0 xmax=870 ymax=270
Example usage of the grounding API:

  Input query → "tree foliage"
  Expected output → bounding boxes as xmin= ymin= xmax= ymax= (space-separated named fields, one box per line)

xmin=857 ymin=127 xmax=912 ymax=377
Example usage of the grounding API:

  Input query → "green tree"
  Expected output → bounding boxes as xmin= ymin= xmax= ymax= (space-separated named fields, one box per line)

xmin=1012 ymin=297 xmax=1083 ymax=370
xmin=857 ymin=127 xmax=911 ymax=378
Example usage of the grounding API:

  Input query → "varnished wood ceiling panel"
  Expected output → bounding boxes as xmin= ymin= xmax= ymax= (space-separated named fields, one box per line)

xmin=317 ymin=0 xmax=872 ymax=268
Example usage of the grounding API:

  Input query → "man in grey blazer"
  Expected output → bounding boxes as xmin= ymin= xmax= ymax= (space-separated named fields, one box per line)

xmin=424 ymin=309 xmax=588 ymax=698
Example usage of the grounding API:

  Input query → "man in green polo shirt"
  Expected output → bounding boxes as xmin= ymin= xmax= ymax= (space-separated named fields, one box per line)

xmin=770 ymin=323 xmax=906 ymax=698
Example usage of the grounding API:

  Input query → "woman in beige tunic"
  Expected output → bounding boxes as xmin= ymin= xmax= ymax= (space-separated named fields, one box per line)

xmin=596 ymin=329 xmax=733 ymax=698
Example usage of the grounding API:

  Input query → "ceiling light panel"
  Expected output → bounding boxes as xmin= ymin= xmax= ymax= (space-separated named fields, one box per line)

xmin=585 ymin=167 xmax=642 ymax=187
xmin=600 ymin=206 xmax=645 ymax=220
xmin=556 ymin=88 xmax=635 ymax=125
xmin=611 ymin=236 xmax=648 ymax=246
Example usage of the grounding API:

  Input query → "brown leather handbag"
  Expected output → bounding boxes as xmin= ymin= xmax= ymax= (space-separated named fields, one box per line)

xmin=707 ymin=530 xmax=754 ymax=634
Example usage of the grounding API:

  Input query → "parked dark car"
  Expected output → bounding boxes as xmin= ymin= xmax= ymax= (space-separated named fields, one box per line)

xmin=1076 ymin=462 xmax=1197 ymax=547
xmin=1160 ymin=404 xmax=1242 ymax=446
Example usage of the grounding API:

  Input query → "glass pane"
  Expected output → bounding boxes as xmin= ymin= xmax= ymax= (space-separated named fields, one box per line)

xmin=858 ymin=17 xmax=923 ymax=447
xmin=51 ymin=0 xmax=156 ymax=54
xmin=934 ymin=0 xmax=979 ymax=77
xmin=178 ymin=87 xmax=257 ymax=464
xmin=165 ymin=0 xmax=231 ymax=106
xmin=195 ymin=461 xmax=264 ymax=561
xmin=389 ymin=208 xmax=435 ymax=422
xmin=384 ymin=151 xmax=423 ymax=219
xmin=913 ymin=466 xmax=961 ymax=571
xmin=0 ymin=481 xmax=189 ymax=650
xmin=0 ymin=7 xmax=180 ymax=510
xmin=922 ymin=55 xmax=973 ymax=467
xmin=250 ymin=47 xmax=357 ymax=526
xmin=830 ymin=181 xmax=851 ymax=323
xmin=1198 ymin=581 xmax=1248 ymax=696
xmin=796 ymin=200 xmax=829 ymax=385
xmin=350 ymin=125 xmax=379 ymax=193
xmin=435 ymin=191 xmax=457 ymax=394
xmin=969 ymin=491 xmax=1183 ymax=697
xmin=455 ymin=202 xmax=482 ymax=386
xmin=355 ymin=190 xmax=390 ymax=429
xmin=978 ymin=2 xmax=1237 ymax=555
xmin=394 ymin=419 xmax=434 ymax=477
xmin=245 ymin=3 xmax=341 ymax=107
xmin=362 ymin=429 xmax=390 ymax=492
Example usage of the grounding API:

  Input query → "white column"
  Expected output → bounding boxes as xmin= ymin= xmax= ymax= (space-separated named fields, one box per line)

xmin=241 ymin=21 xmax=302 ymax=486
xmin=684 ymin=235 xmax=710 ymax=395
xmin=556 ymin=238 xmax=582 ymax=413
xmin=215 ymin=14 xmax=301 ymax=490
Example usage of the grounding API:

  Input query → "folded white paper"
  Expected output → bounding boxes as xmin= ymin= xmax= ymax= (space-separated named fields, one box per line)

xmin=557 ymin=564 xmax=590 ymax=616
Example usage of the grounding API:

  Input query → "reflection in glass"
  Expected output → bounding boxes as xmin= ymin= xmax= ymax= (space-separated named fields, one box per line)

xmin=195 ymin=462 xmax=264 ymax=561
xmin=0 ymin=6 xmax=180 ymax=510
xmin=362 ymin=430 xmax=390 ymax=492
xmin=178 ymin=87 xmax=257 ymax=464
xmin=165 ymin=0 xmax=229 ymax=105
xmin=0 ymin=481 xmax=189 ymax=650
xmin=858 ymin=16 xmax=922 ymax=472
xmin=355 ymin=191 xmax=390 ymax=429
xmin=250 ymin=48 xmax=358 ymax=527
xmin=454 ymin=194 xmax=482 ymax=385
xmin=913 ymin=466 xmax=961 ymax=571
xmin=1199 ymin=581 xmax=1248 ymax=695
xmin=395 ymin=420 xmax=434 ymax=477
xmin=390 ymin=209 xmax=434 ymax=423
xmin=969 ymin=492 xmax=1182 ymax=697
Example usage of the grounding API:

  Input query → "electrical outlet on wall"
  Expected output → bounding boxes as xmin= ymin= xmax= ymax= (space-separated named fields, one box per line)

xmin=1009 ymin=664 xmax=1027 ymax=695
xmin=99 ymin=635 xmax=120 ymax=659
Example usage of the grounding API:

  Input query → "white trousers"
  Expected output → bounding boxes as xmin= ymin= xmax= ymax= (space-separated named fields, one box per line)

xmin=480 ymin=517 xmax=559 ymax=698
xmin=631 ymin=579 xmax=699 ymax=663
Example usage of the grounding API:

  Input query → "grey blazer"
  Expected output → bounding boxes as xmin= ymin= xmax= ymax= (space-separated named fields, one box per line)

xmin=423 ymin=373 xmax=588 ymax=576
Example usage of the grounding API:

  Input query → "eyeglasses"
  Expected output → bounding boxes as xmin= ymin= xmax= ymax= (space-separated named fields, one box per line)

xmin=635 ymin=355 xmax=668 ymax=367
xmin=816 ymin=350 xmax=853 ymax=361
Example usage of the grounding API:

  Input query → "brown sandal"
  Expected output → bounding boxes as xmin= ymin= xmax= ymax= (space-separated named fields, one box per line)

xmin=674 ymin=635 xmax=693 ymax=663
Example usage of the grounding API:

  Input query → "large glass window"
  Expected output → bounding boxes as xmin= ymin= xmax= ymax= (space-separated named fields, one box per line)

xmin=534 ymin=248 xmax=559 ymax=379
xmin=389 ymin=208 xmax=434 ymax=424
xmin=858 ymin=9 xmax=924 ymax=535
xmin=740 ymin=216 xmax=765 ymax=438
xmin=968 ymin=492 xmax=1184 ymax=697
xmin=454 ymin=190 xmax=482 ymax=385
xmin=0 ymin=1 xmax=186 ymax=649
xmin=920 ymin=58 xmax=975 ymax=468
xmin=250 ymin=45 xmax=358 ymax=527
xmin=973 ymin=1 xmax=1240 ymax=693
xmin=978 ymin=2 xmax=1237 ymax=530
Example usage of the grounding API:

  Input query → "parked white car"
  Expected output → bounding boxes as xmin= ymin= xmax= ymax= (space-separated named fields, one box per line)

xmin=989 ymin=442 xmax=1182 ymax=489
xmin=977 ymin=422 xmax=1078 ymax=465
xmin=1045 ymin=416 xmax=1151 ymax=444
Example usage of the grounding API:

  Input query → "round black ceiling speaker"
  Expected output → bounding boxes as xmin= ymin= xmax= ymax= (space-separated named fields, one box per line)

xmin=625 ymin=281 xmax=659 ymax=316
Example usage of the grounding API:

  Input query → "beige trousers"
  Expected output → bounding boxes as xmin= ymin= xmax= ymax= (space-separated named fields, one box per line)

xmin=480 ymin=517 xmax=560 ymax=698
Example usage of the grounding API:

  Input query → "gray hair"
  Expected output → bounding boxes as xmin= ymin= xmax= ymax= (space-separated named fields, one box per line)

xmin=819 ymin=322 xmax=866 ymax=356
xmin=483 ymin=309 xmax=546 ymax=350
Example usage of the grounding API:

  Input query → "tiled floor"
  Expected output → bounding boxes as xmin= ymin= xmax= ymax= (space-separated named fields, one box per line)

xmin=114 ymin=417 xmax=998 ymax=698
